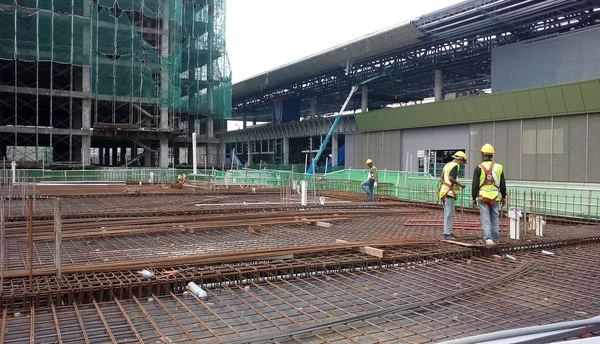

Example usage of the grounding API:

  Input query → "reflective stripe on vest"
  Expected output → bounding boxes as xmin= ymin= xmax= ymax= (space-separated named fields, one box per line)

xmin=439 ymin=161 xmax=460 ymax=201
xmin=478 ymin=161 xmax=503 ymax=201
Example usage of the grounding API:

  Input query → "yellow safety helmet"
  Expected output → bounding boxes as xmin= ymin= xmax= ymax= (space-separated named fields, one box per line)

xmin=366 ymin=159 xmax=373 ymax=165
xmin=480 ymin=143 xmax=495 ymax=154
xmin=452 ymin=151 xmax=467 ymax=163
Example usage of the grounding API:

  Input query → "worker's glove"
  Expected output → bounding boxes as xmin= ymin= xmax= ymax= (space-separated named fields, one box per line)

xmin=374 ymin=182 xmax=378 ymax=188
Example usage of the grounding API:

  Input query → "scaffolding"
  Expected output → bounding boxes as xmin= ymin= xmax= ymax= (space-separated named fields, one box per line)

xmin=0 ymin=0 xmax=231 ymax=167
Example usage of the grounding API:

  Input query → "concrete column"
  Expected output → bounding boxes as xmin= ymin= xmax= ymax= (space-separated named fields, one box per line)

xmin=111 ymin=147 xmax=117 ymax=166
xmin=283 ymin=137 xmax=290 ymax=165
xmin=247 ymin=141 xmax=252 ymax=166
xmin=81 ymin=136 xmax=91 ymax=166
xmin=243 ymin=113 xmax=247 ymax=129
xmin=144 ymin=150 xmax=152 ymax=167
xmin=207 ymin=144 xmax=217 ymax=167
xmin=98 ymin=148 xmax=104 ymax=166
xmin=361 ymin=85 xmax=368 ymax=113
xmin=159 ymin=135 xmax=169 ymax=168
xmin=219 ymin=142 xmax=226 ymax=168
xmin=434 ymin=69 xmax=442 ymax=102
xmin=188 ymin=116 xmax=194 ymax=166
xmin=159 ymin=8 xmax=170 ymax=130
xmin=310 ymin=97 xmax=317 ymax=117
xmin=331 ymin=134 xmax=338 ymax=167
xmin=207 ymin=116 xmax=214 ymax=139
xmin=120 ymin=147 xmax=126 ymax=166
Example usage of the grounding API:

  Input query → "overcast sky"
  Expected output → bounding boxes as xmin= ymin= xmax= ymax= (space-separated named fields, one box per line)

xmin=226 ymin=0 xmax=464 ymax=83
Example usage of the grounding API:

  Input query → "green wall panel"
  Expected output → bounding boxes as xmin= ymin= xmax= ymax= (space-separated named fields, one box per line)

xmin=513 ymin=90 xmax=535 ymax=119
xmin=529 ymin=89 xmax=550 ymax=117
xmin=451 ymin=101 xmax=467 ymax=123
xmin=500 ymin=93 xmax=519 ymax=120
xmin=580 ymin=79 xmax=600 ymax=113
xmin=561 ymin=83 xmax=585 ymax=114
xmin=355 ymin=78 xmax=600 ymax=132
xmin=474 ymin=97 xmax=491 ymax=121
xmin=486 ymin=94 xmax=505 ymax=120
xmin=441 ymin=101 xmax=455 ymax=124
xmin=544 ymin=85 xmax=567 ymax=115
xmin=463 ymin=98 xmax=479 ymax=122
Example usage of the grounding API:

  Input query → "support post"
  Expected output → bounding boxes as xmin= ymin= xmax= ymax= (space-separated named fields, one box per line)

xmin=361 ymin=85 xmax=368 ymax=113
xmin=283 ymin=137 xmax=290 ymax=165
xmin=120 ymin=147 xmax=126 ymax=166
xmin=310 ymin=97 xmax=317 ymax=117
xmin=0 ymin=198 xmax=4 ymax=294
xmin=192 ymin=132 xmax=198 ymax=175
xmin=247 ymin=140 xmax=252 ymax=167
xmin=104 ymin=148 xmax=110 ymax=166
xmin=111 ymin=147 xmax=118 ymax=166
xmin=159 ymin=135 xmax=169 ymax=168
xmin=28 ymin=198 xmax=33 ymax=289
xmin=331 ymin=134 xmax=339 ymax=167
xmin=435 ymin=69 xmax=442 ymax=102
xmin=54 ymin=198 xmax=62 ymax=281
xmin=144 ymin=149 xmax=151 ymax=167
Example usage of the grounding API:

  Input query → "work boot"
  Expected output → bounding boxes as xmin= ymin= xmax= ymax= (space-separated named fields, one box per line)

xmin=443 ymin=234 xmax=457 ymax=241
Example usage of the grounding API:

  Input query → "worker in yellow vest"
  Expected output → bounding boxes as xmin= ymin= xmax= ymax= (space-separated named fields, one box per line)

xmin=471 ymin=143 xmax=507 ymax=245
xmin=361 ymin=159 xmax=378 ymax=202
xmin=438 ymin=151 xmax=467 ymax=240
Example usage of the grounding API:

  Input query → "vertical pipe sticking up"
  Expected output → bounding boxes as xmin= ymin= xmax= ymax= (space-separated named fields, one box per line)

xmin=0 ymin=198 xmax=4 ymax=295
xmin=522 ymin=191 xmax=527 ymax=240
xmin=192 ymin=132 xmax=197 ymax=175
xmin=28 ymin=197 xmax=33 ymax=289
xmin=54 ymin=198 xmax=62 ymax=281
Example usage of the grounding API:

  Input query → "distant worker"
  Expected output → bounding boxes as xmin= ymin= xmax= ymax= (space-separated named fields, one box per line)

xmin=472 ymin=143 xmax=507 ymax=245
xmin=438 ymin=151 xmax=468 ymax=240
xmin=361 ymin=159 xmax=378 ymax=202
xmin=177 ymin=171 xmax=186 ymax=184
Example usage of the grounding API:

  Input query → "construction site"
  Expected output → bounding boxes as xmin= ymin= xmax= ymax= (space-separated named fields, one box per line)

xmin=2 ymin=0 xmax=600 ymax=342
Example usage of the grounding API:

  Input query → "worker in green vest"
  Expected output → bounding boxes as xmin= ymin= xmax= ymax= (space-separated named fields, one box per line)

xmin=471 ymin=143 xmax=507 ymax=245
xmin=439 ymin=151 xmax=467 ymax=240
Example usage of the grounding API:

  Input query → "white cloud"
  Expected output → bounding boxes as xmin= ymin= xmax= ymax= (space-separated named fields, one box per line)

xmin=226 ymin=0 xmax=464 ymax=82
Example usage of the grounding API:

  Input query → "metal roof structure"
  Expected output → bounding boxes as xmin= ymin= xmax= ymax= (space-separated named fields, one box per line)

xmin=231 ymin=0 xmax=600 ymax=122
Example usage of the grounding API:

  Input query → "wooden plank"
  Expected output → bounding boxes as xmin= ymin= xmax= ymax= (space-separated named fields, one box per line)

xmin=336 ymin=239 xmax=385 ymax=258
xmin=441 ymin=240 xmax=486 ymax=247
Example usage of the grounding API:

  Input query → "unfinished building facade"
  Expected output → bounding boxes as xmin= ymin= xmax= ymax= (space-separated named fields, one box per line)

xmin=0 ymin=0 xmax=231 ymax=168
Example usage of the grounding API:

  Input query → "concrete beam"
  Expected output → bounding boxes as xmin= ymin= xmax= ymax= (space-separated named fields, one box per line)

xmin=0 ymin=85 xmax=87 ymax=99
xmin=0 ymin=126 xmax=88 ymax=136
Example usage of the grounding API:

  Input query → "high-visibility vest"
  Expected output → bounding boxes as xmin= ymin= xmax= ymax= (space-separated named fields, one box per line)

xmin=439 ymin=161 xmax=460 ymax=201
xmin=478 ymin=161 xmax=503 ymax=201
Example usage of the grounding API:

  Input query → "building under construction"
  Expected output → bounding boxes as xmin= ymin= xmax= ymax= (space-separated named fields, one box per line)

xmin=1 ymin=0 xmax=600 ymax=342
xmin=0 ymin=0 xmax=231 ymax=168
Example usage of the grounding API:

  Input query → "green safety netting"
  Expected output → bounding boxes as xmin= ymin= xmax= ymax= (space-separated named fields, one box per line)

xmin=0 ymin=0 xmax=231 ymax=117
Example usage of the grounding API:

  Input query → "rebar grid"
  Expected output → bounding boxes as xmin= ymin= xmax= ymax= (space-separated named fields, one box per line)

xmin=2 ymin=243 xmax=600 ymax=343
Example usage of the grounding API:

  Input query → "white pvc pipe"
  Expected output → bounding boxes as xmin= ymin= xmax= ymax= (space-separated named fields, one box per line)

xmin=301 ymin=180 xmax=307 ymax=206
xmin=11 ymin=161 xmax=16 ymax=184
xmin=192 ymin=132 xmax=198 ymax=175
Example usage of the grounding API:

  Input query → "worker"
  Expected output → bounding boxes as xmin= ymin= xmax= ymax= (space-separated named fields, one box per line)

xmin=471 ymin=143 xmax=507 ymax=245
xmin=438 ymin=151 xmax=468 ymax=240
xmin=361 ymin=159 xmax=378 ymax=202
xmin=177 ymin=171 xmax=186 ymax=184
